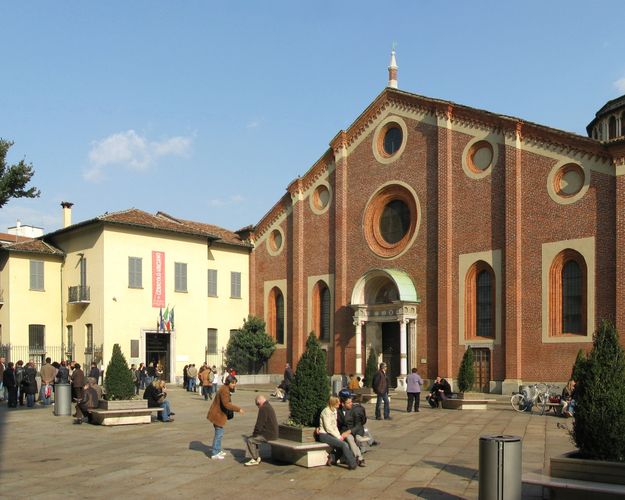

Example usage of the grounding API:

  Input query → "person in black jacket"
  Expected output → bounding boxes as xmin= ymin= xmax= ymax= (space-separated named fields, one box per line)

xmin=143 ymin=380 xmax=174 ymax=422
xmin=426 ymin=377 xmax=452 ymax=408
xmin=244 ymin=395 xmax=278 ymax=466
xmin=22 ymin=361 xmax=38 ymax=407
xmin=337 ymin=390 xmax=368 ymax=466
xmin=3 ymin=361 xmax=18 ymax=408
xmin=372 ymin=363 xmax=391 ymax=420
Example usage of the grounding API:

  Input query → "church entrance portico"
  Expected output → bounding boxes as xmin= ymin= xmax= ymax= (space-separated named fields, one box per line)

xmin=351 ymin=269 xmax=419 ymax=390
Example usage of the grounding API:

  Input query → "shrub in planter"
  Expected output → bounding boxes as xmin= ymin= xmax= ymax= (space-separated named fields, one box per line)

xmin=457 ymin=347 xmax=475 ymax=394
xmin=572 ymin=320 xmax=625 ymax=462
xmin=288 ymin=332 xmax=329 ymax=427
xmin=365 ymin=347 xmax=378 ymax=389
xmin=225 ymin=315 xmax=276 ymax=374
xmin=104 ymin=344 xmax=135 ymax=400
xmin=571 ymin=348 xmax=587 ymax=382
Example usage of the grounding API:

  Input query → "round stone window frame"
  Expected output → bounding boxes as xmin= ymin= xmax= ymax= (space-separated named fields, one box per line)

xmin=461 ymin=136 xmax=499 ymax=179
xmin=547 ymin=161 xmax=590 ymax=206
xmin=266 ymin=227 xmax=285 ymax=256
xmin=309 ymin=181 xmax=332 ymax=215
xmin=372 ymin=115 xmax=408 ymax=165
xmin=363 ymin=181 xmax=421 ymax=259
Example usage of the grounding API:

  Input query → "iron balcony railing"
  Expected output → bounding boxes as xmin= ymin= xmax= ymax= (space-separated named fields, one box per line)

xmin=68 ymin=285 xmax=90 ymax=304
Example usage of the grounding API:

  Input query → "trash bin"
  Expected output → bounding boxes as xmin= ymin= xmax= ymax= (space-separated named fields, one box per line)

xmin=54 ymin=383 xmax=72 ymax=416
xmin=478 ymin=434 xmax=522 ymax=500
xmin=332 ymin=378 xmax=342 ymax=396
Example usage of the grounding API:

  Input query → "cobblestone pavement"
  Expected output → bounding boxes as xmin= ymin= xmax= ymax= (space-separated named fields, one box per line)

xmin=0 ymin=386 xmax=574 ymax=499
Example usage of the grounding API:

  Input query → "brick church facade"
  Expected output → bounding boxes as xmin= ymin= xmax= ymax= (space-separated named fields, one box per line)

xmin=249 ymin=53 xmax=625 ymax=393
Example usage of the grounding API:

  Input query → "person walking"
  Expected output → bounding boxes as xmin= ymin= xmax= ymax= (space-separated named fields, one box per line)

xmin=282 ymin=363 xmax=294 ymax=402
xmin=406 ymin=367 xmax=424 ymax=413
xmin=207 ymin=375 xmax=244 ymax=460
xmin=372 ymin=362 xmax=391 ymax=420
xmin=244 ymin=395 xmax=278 ymax=466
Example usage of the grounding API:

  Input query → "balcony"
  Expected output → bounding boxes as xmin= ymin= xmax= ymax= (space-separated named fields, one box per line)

xmin=68 ymin=285 xmax=90 ymax=304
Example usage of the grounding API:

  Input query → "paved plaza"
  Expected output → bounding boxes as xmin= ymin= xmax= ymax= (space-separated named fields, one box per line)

xmin=0 ymin=386 xmax=574 ymax=499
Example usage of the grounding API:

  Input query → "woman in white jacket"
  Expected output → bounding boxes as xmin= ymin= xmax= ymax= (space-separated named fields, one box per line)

xmin=317 ymin=396 xmax=357 ymax=469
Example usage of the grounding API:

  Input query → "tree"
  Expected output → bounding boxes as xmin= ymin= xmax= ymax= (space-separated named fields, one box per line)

xmin=365 ymin=347 xmax=378 ymax=389
xmin=457 ymin=347 xmax=475 ymax=393
xmin=571 ymin=348 xmax=586 ymax=382
xmin=288 ymin=332 xmax=330 ymax=427
xmin=225 ymin=315 xmax=276 ymax=374
xmin=0 ymin=139 xmax=40 ymax=208
xmin=104 ymin=344 xmax=135 ymax=400
xmin=572 ymin=320 xmax=625 ymax=462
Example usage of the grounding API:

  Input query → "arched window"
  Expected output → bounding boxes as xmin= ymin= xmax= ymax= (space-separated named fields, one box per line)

xmin=549 ymin=250 xmax=587 ymax=336
xmin=268 ymin=287 xmax=285 ymax=344
xmin=465 ymin=261 xmax=495 ymax=339
xmin=313 ymin=281 xmax=331 ymax=342
xmin=609 ymin=116 xmax=617 ymax=140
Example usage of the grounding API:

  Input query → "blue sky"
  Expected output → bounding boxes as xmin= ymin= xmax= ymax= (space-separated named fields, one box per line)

xmin=1 ymin=1 xmax=624 ymax=234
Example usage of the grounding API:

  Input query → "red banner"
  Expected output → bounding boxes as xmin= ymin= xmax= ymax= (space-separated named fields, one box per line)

xmin=152 ymin=251 xmax=165 ymax=307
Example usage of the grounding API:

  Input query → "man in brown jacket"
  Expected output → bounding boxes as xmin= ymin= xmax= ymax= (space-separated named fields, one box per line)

xmin=207 ymin=375 xmax=244 ymax=460
xmin=199 ymin=366 xmax=213 ymax=400
xmin=71 ymin=363 xmax=85 ymax=402
xmin=39 ymin=357 xmax=56 ymax=405
xmin=244 ymin=395 xmax=278 ymax=466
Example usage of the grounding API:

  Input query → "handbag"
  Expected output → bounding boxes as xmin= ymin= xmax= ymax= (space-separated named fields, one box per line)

xmin=220 ymin=397 xmax=234 ymax=420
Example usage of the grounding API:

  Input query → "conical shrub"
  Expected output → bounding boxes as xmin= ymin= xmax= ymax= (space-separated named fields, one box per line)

xmin=365 ymin=347 xmax=378 ymax=388
xmin=457 ymin=347 xmax=475 ymax=393
xmin=104 ymin=344 xmax=135 ymax=400
xmin=288 ymin=333 xmax=330 ymax=427
xmin=572 ymin=320 xmax=625 ymax=461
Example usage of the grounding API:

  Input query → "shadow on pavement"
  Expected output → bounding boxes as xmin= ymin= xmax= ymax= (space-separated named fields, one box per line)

xmin=406 ymin=487 xmax=464 ymax=499
xmin=423 ymin=460 xmax=477 ymax=480
xmin=188 ymin=440 xmax=212 ymax=457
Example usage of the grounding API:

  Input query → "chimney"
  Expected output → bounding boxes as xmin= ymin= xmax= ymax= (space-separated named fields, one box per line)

xmin=387 ymin=46 xmax=398 ymax=89
xmin=61 ymin=201 xmax=74 ymax=228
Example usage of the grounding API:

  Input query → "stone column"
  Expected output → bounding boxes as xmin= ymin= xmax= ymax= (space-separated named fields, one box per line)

xmin=354 ymin=319 xmax=363 ymax=377
xmin=396 ymin=318 xmax=408 ymax=391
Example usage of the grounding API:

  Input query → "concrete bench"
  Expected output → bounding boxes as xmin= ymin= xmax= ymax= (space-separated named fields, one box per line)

xmin=441 ymin=398 xmax=495 ymax=410
xmin=267 ymin=438 xmax=331 ymax=468
xmin=90 ymin=407 xmax=163 ymax=426
xmin=524 ymin=472 xmax=625 ymax=499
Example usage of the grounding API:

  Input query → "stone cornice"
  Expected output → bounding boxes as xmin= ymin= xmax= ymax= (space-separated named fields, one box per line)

xmin=254 ymin=193 xmax=292 ymax=240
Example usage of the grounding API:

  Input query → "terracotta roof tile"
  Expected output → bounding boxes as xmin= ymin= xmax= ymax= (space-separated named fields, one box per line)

xmin=156 ymin=212 xmax=251 ymax=247
xmin=2 ymin=239 xmax=63 ymax=256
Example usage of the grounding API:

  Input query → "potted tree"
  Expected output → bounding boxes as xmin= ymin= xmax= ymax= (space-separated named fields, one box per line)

xmin=225 ymin=315 xmax=276 ymax=381
xmin=100 ymin=343 xmax=146 ymax=411
xmin=456 ymin=347 xmax=475 ymax=398
xmin=280 ymin=332 xmax=329 ymax=442
xmin=550 ymin=320 xmax=625 ymax=485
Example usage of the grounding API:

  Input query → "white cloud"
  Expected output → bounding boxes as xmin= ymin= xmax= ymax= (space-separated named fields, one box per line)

xmin=246 ymin=120 xmax=260 ymax=129
xmin=615 ymin=77 xmax=625 ymax=93
xmin=84 ymin=130 xmax=192 ymax=182
xmin=208 ymin=194 xmax=245 ymax=207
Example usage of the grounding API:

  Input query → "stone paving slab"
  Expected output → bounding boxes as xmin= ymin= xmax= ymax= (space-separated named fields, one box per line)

xmin=0 ymin=386 xmax=575 ymax=499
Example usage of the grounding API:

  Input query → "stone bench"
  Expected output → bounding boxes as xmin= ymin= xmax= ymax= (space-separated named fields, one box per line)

xmin=90 ymin=407 xmax=163 ymax=426
xmin=441 ymin=398 xmax=495 ymax=410
xmin=267 ymin=439 xmax=331 ymax=468
xmin=524 ymin=472 xmax=625 ymax=499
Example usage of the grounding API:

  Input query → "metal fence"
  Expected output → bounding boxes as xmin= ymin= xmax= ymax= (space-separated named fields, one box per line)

xmin=0 ymin=344 xmax=102 ymax=372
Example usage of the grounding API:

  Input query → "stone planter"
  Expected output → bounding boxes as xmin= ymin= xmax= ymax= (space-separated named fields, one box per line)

xmin=98 ymin=399 xmax=147 ymax=410
xmin=278 ymin=424 xmax=316 ymax=443
xmin=551 ymin=451 xmax=625 ymax=485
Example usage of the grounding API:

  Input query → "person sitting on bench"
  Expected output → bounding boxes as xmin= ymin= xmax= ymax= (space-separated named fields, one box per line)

xmin=74 ymin=381 xmax=99 ymax=424
xmin=426 ymin=377 xmax=452 ymax=408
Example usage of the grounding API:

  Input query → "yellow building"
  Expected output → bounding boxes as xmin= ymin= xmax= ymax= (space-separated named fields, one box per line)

xmin=0 ymin=205 xmax=251 ymax=381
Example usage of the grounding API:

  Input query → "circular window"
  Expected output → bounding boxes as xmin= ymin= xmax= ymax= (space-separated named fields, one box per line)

xmin=372 ymin=116 xmax=408 ymax=164
xmin=313 ymin=185 xmax=330 ymax=210
xmin=554 ymin=163 xmax=584 ymax=198
xmin=468 ymin=141 xmax=494 ymax=172
xmin=363 ymin=183 xmax=419 ymax=258
xmin=383 ymin=126 xmax=403 ymax=156
xmin=266 ymin=227 xmax=284 ymax=255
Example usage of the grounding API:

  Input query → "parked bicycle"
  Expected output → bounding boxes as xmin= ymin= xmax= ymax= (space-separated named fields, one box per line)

xmin=510 ymin=383 xmax=556 ymax=415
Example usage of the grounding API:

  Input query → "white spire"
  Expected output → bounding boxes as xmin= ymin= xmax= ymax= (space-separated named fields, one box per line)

xmin=387 ymin=45 xmax=398 ymax=89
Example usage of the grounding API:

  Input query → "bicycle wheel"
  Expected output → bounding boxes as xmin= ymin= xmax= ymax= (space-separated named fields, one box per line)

xmin=511 ymin=393 xmax=527 ymax=413
xmin=535 ymin=383 xmax=548 ymax=394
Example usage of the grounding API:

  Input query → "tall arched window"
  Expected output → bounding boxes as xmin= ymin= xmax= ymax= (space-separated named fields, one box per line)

xmin=465 ymin=261 xmax=495 ymax=339
xmin=313 ymin=281 xmax=331 ymax=342
xmin=549 ymin=249 xmax=587 ymax=336
xmin=609 ymin=116 xmax=617 ymax=140
xmin=268 ymin=287 xmax=285 ymax=344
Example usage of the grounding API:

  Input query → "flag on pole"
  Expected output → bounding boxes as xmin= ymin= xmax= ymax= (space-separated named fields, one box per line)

xmin=164 ymin=305 xmax=170 ymax=332
xmin=159 ymin=307 xmax=164 ymax=332
xmin=170 ymin=307 xmax=175 ymax=331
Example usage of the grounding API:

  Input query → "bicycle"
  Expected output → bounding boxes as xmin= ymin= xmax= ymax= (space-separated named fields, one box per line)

xmin=510 ymin=383 xmax=551 ymax=414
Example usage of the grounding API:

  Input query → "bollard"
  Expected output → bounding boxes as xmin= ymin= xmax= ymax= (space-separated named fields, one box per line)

xmin=332 ymin=378 xmax=342 ymax=396
xmin=478 ymin=434 xmax=522 ymax=500
xmin=54 ymin=383 xmax=72 ymax=416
